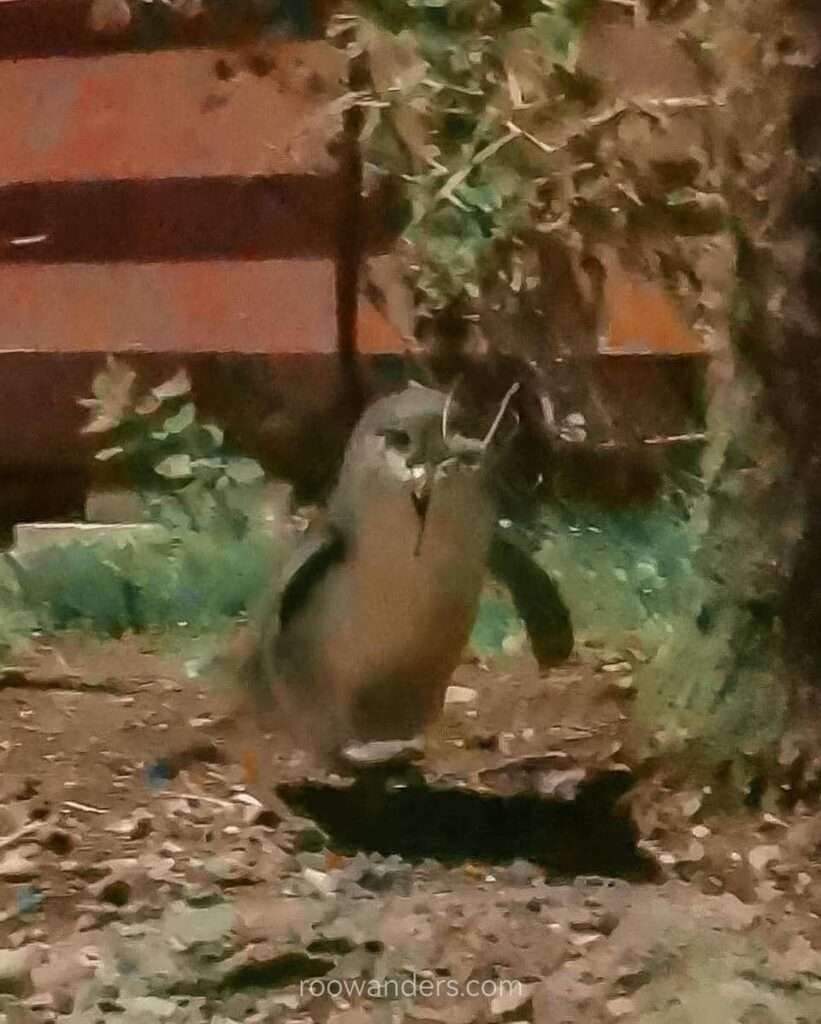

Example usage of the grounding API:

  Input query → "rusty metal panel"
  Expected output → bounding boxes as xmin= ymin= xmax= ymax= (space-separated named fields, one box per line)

xmin=0 ymin=45 xmax=344 ymax=185
xmin=0 ymin=260 xmax=339 ymax=353
xmin=600 ymin=260 xmax=705 ymax=356
xmin=0 ymin=260 xmax=403 ymax=355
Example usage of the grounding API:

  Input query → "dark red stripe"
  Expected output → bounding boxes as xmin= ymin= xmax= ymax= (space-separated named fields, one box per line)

xmin=0 ymin=0 xmax=328 ymax=58
xmin=0 ymin=177 xmax=343 ymax=262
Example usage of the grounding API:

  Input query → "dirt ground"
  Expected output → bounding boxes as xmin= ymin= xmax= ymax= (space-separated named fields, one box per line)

xmin=1 ymin=634 xmax=821 ymax=1023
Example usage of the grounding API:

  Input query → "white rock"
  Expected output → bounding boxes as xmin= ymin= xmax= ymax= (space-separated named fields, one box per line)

xmin=303 ymin=868 xmax=338 ymax=896
xmin=748 ymin=844 xmax=781 ymax=873
xmin=445 ymin=685 xmax=477 ymax=705
xmin=606 ymin=996 xmax=636 ymax=1018
xmin=0 ymin=852 xmax=37 ymax=883
xmin=0 ymin=946 xmax=38 ymax=996
xmin=489 ymin=983 xmax=533 ymax=1016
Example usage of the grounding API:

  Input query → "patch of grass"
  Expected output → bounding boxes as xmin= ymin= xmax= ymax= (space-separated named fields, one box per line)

xmin=469 ymin=499 xmax=698 ymax=660
xmin=9 ymin=528 xmax=278 ymax=637
xmin=0 ymin=474 xmax=697 ymax=666
xmin=0 ymin=558 xmax=37 ymax=655
xmin=0 ymin=359 xmax=282 ymax=641
xmin=471 ymin=590 xmax=523 ymax=657
xmin=535 ymin=500 xmax=698 ymax=659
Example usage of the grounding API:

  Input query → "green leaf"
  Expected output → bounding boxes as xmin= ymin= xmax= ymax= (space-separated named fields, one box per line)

xmin=82 ymin=414 xmax=118 ymax=435
xmin=82 ymin=357 xmax=136 ymax=433
xmin=95 ymin=446 xmax=124 ymax=462
xmin=224 ymin=459 xmax=265 ymax=484
xmin=456 ymin=182 xmax=502 ymax=212
xmin=135 ymin=395 xmax=162 ymax=416
xmin=163 ymin=403 xmax=196 ymax=434
xmin=152 ymin=369 xmax=191 ymax=401
xmin=203 ymin=424 xmax=224 ymax=446
xmin=154 ymin=454 xmax=193 ymax=479
xmin=531 ymin=11 xmax=576 ymax=60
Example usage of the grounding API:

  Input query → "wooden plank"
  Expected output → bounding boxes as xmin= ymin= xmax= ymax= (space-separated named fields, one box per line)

xmin=0 ymin=45 xmax=344 ymax=185
xmin=0 ymin=260 xmax=404 ymax=355
xmin=0 ymin=0 xmax=330 ymax=58
xmin=0 ymin=177 xmax=343 ymax=261
xmin=0 ymin=260 xmax=340 ymax=354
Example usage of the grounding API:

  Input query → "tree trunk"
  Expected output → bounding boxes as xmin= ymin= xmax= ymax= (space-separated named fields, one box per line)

xmin=635 ymin=0 xmax=821 ymax=786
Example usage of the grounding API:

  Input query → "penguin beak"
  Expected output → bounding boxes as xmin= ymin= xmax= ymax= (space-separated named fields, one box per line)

xmin=409 ymin=461 xmax=440 ymax=558
xmin=410 ymin=464 xmax=432 ymax=521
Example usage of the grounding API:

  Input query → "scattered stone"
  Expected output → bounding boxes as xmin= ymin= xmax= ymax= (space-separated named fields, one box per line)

xmin=105 ymin=811 xmax=152 ymax=840
xmin=606 ymin=675 xmax=636 ymax=696
xmin=709 ymin=893 xmax=760 ymax=931
xmin=606 ymin=996 xmax=636 ymax=1018
xmin=162 ymin=901 xmax=235 ymax=948
xmin=748 ymin=845 xmax=781 ymax=874
xmin=31 ymin=945 xmax=97 ymax=1014
xmin=340 ymin=738 xmax=425 ymax=768
xmin=489 ymin=983 xmax=534 ymax=1018
xmin=0 ymin=852 xmax=38 ymax=883
xmin=204 ymin=855 xmax=255 ymax=886
xmin=537 ymin=768 xmax=586 ymax=800
xmin=595 ymin=910 xmax=620 ymax=936
xmin=0 ymin=947 xmax=37 ymax=997
xmin=352 ymin=854 xmax=413 ymax=896
xmin=679 ymin=793 xmax=703 ymax=818
xmin=119 ymin=995 xmax=179 ymax=1020
xmin=444 ymin=686 xmax=477 ymax=705
xmin=680 ymin=840 xmax=705 ymax=863
xmin=303 ymin=867 xmax=338 ymax=896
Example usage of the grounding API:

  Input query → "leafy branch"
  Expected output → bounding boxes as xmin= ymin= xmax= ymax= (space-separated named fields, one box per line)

xmin=343 ymin=0 xmax=730 ymax=347
xmin=80 ymin=358 xmax=266 ymax=538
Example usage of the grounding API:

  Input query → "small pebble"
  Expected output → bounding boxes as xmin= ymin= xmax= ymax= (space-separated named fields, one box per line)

xmin=606 ymin=996 xmax=636 ymax=1018
xmin=444 ymin=685 xmax=477 ymax=705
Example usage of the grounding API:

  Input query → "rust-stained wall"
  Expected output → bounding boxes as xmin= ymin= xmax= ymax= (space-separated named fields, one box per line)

xmin=1 ymin=46 xmax=342 ymax=183
xmin=0 ymin=2 xmax=404 ymax=514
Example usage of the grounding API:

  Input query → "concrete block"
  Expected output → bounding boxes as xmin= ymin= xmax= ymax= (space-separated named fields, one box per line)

xmin=12 ymin=521 xmax=166 ymax=556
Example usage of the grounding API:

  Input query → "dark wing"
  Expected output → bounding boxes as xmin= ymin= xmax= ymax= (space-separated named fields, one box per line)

xmin=488 ymin=529 xmax=573 ymax=671
xmin=239 ymin=524 xmax=346 ymax=708
xmin=278 ymin=526 xmax=346 ymax=631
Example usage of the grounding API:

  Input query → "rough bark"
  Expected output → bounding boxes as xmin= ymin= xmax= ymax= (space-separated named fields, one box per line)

xmin=635 ymin=1 xmax=821 ymax=785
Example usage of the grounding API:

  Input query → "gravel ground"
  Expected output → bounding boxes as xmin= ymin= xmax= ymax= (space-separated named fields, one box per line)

xmin=1 ymin=635 xmax=820 ymax=1023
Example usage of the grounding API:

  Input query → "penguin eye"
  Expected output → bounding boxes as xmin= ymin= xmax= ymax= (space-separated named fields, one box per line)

xmin=382 ymin=428 xmax=412 ymax=452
